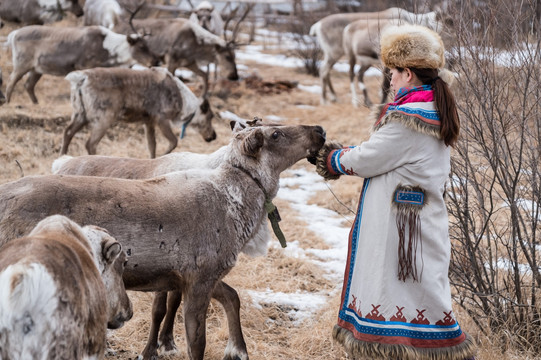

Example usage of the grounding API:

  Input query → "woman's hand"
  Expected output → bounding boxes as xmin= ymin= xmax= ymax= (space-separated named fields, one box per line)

xmin=315 ymin=140 xmax=344 ymax=180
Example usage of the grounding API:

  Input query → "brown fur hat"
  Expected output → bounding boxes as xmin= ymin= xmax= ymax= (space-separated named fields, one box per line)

xmin=380 ymin=24 xmax=445 ymax=69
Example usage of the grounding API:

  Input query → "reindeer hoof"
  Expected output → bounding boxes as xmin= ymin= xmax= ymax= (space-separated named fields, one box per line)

xmin=222 ymin=355 xmax=247 ymax=360
xmin=136 ymin=354 xmax=158 ymax=360
xmin=222 ymin=350 xmax=248 ymax=360
xmin=158 ymin=342 xmax=178 ymax=356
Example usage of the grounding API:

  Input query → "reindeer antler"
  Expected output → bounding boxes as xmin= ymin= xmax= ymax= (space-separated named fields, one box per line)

xmin=124 ymin=0 xmax=146 ymax=35
xmin=223 ymin=3 xmax=254 ymax=45
xmin=247 ymin=116 xmax=262 ymax=127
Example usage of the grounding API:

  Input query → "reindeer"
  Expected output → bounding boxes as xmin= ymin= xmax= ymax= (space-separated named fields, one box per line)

xmin=52 ymin=119 xmax=270 ymax=359
xmin=62 ymin=67 xmax=216 ymax=158
xmin=189 ymin=0 xmax=224 ymax=36
xmin=0 ymin=0 xmax=83 ymax=25
xmin=0 ymin=215 xmax=131 ymax=360
xmin=5 ymin=8 xmax=159 ymax=104
xmin=342 ymin=18 xmax=403 ymax=107
xmin=0 ymin=123 xmax=326 ymax=360
xmin=310 ymin=7 xmax=449 ymax=104
xmin=114 ymin=3 xmax=252 ymax=97
xmin=83 ymin=0 xmax=124 ymax=29
xmin=114 ymin=17 xmax=241 ymax=97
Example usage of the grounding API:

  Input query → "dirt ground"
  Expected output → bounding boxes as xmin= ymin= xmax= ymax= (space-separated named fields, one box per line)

xmin=0 ymin=15 xmax=519 ymax=360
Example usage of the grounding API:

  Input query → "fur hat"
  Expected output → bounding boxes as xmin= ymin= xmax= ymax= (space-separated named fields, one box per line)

xmin=380 ymin=24 xmax=445 ymax=69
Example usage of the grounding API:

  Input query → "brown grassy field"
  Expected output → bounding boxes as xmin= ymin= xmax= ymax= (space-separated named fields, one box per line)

xmin=0 ymin=15 xmax=535 ymax=360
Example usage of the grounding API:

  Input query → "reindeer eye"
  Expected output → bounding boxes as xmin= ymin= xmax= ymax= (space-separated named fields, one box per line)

xmin=271 ymin=131 xmax=281 ymax=140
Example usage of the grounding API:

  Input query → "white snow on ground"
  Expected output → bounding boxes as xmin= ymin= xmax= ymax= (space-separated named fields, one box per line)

xmin=246 ymin=166 xmax=352 ymax=324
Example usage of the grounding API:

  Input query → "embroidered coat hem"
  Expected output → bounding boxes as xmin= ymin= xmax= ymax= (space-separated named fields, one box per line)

xmin=333 ymin=324 xmax=476 ymax=360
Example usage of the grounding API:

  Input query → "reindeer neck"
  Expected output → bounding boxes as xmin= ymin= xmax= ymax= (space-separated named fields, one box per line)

xmin=231 ymin=163 xmax=278 ymax=200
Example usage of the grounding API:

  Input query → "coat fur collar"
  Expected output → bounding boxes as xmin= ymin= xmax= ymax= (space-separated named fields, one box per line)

xmin=369 ymin=104 xmax=442 ymax=140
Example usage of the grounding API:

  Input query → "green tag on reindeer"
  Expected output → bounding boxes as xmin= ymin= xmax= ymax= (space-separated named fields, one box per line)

xmin=265 ymin=199 xmax=286 ymax=248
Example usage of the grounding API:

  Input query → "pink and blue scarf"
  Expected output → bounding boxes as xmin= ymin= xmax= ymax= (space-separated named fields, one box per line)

xmin=375 ymin=85 xmax=441 ymax=128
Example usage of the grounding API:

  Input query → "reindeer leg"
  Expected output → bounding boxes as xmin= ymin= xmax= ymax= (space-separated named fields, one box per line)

xmin=380 ymin=67 xmax=391 ymax=104
xmin=358 ymin=64 xmax=372 ymax=107
xmin=24 ymin=70 xmax=42 ymax=104
xmin=188 ymin=64 xmax=209 ymax=97
xmin=157 ymin=119 xmax=178 ymax=155
xmin=61 ymin=113 xmax=87 ymax=155
xmin=138 ymin=291 xmax=168 ymax=360
xmin=348 ymin=56 xmax=358 ymax=107
xmin=183 ymin=281 xmax=214 ymax=360
xmin=144 ymin=123 xmax=157 ymax=159
xmin=157 ymin=290 xmax=182 ymax=355
xmin=5 ymin=68 xmax=28 ymax=103
xmin=319 ymin=57 xmax=334 ymax=104
xmin=85 ymin=120 xmax=110 ymax=155
xmin=213 ymin=281 xmax=248 ymax=360
xmin=157 ymin=282 xmax=248 ymax=360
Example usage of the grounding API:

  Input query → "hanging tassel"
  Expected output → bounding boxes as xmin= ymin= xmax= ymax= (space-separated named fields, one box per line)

xmin=393 ymin=186 xmax=425 ymax=282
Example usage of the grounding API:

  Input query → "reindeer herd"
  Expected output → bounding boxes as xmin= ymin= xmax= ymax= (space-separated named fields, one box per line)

xmin=0 ymin=2 xmax=453 ymax=359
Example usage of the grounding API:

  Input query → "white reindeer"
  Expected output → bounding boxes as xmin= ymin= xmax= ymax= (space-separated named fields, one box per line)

xmin=83 ymin=0 xmax=124 ymax=29
xmin=189 ymin=0 xmax=224 ymax=36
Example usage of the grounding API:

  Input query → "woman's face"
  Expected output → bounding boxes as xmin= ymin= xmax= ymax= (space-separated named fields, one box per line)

xmin=389 ymin=68 xmax=412 ymax=95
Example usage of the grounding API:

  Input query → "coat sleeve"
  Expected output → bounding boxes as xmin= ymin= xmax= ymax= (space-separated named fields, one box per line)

xmin=326 ymin=122 xmax=419 ymax=179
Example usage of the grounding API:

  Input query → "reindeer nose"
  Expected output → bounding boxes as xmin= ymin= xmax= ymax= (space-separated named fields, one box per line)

xmin=205 ymin=131 xmax=217 ymax=142
xmin=315 ymin=126 xmax=326 ymax=139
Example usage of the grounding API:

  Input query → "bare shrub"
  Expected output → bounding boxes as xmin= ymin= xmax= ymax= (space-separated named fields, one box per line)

xmin=447 ymin=0 xmax=541 ymax=353
xmin=283 ymin=12 xmax=322 ymax=77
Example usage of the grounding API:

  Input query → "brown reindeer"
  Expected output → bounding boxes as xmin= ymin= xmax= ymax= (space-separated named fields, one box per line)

xmin=62 ymin=67 xmax=216 ymax=158
xmin=0 ymin=123 xmax=326 ymax=360
xmin=52 ymin=120 xmax=270 ymax=359
xmin=0 ymin=215 xmax=131 ymax=359
xmin=310 ymin=7 xmax=449 ymax=104
xmin=5 ymin=24 xmax=160 ymax=104
xmin=114 ymin=17 xmax=239 ymax=97
xmin=342 ymin=18 xmax=403 ymax=107
xmin=0 ymin=0 xmax=83 ymax=25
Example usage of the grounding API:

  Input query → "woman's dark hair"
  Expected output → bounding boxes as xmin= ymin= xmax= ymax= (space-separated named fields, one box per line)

xmin=397 ymin=67 xmax=460 ymax=147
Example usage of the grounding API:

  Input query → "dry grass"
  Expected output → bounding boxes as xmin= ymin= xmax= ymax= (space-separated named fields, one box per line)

xmin=0 ymin=15 xmax=536 ymax=360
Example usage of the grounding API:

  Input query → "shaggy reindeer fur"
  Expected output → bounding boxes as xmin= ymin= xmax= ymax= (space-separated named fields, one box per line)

xmin=0 ymin=123 xmax=325 ymax=360
xmin=52 ymin=131 xmax=271 ymax=359
xmin=5 ymin=25 xmax=160 ymax=104
xmin=310 ymin=7 xmax=445 ymax=104
xmin=0 ymin=215 xmax=131 ymax=360
xmin=114 ymin=17 xmax=238 ymax=97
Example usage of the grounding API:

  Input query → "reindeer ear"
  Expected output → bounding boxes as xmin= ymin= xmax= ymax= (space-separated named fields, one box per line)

xmin=230 ymin=120 xmax=246 ymax=132
xmin=103 ymin=239 xmax=122 ymax=264
xmin=199 ymin=98 xmax=210 ymax=113
xmin=241 ymin=129 xmax=264 ymax=157
xmin=127 ymin=34 xmax=140 ymax=45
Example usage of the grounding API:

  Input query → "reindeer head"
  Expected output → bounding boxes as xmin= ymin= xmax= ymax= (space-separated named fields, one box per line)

xmin=230 ymin=121 xmax=326 ymax=176
xmin=67 ymin=0 xmax=84 ymax=17
xmin=125 ymin=0 xmax=162 ymax=67
xmin=191 ymin=97 xmax=217 ymax=142
xmin=216 ymin=43 xmax=239 ymax=81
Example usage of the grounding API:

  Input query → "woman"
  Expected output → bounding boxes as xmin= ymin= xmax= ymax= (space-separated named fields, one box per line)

xmin=315 ymin=24 xmax=476 ymax=359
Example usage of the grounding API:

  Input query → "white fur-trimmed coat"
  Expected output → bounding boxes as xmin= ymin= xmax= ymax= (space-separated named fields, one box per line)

xmin=323 ymin=104 xmax=475 ymax=360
